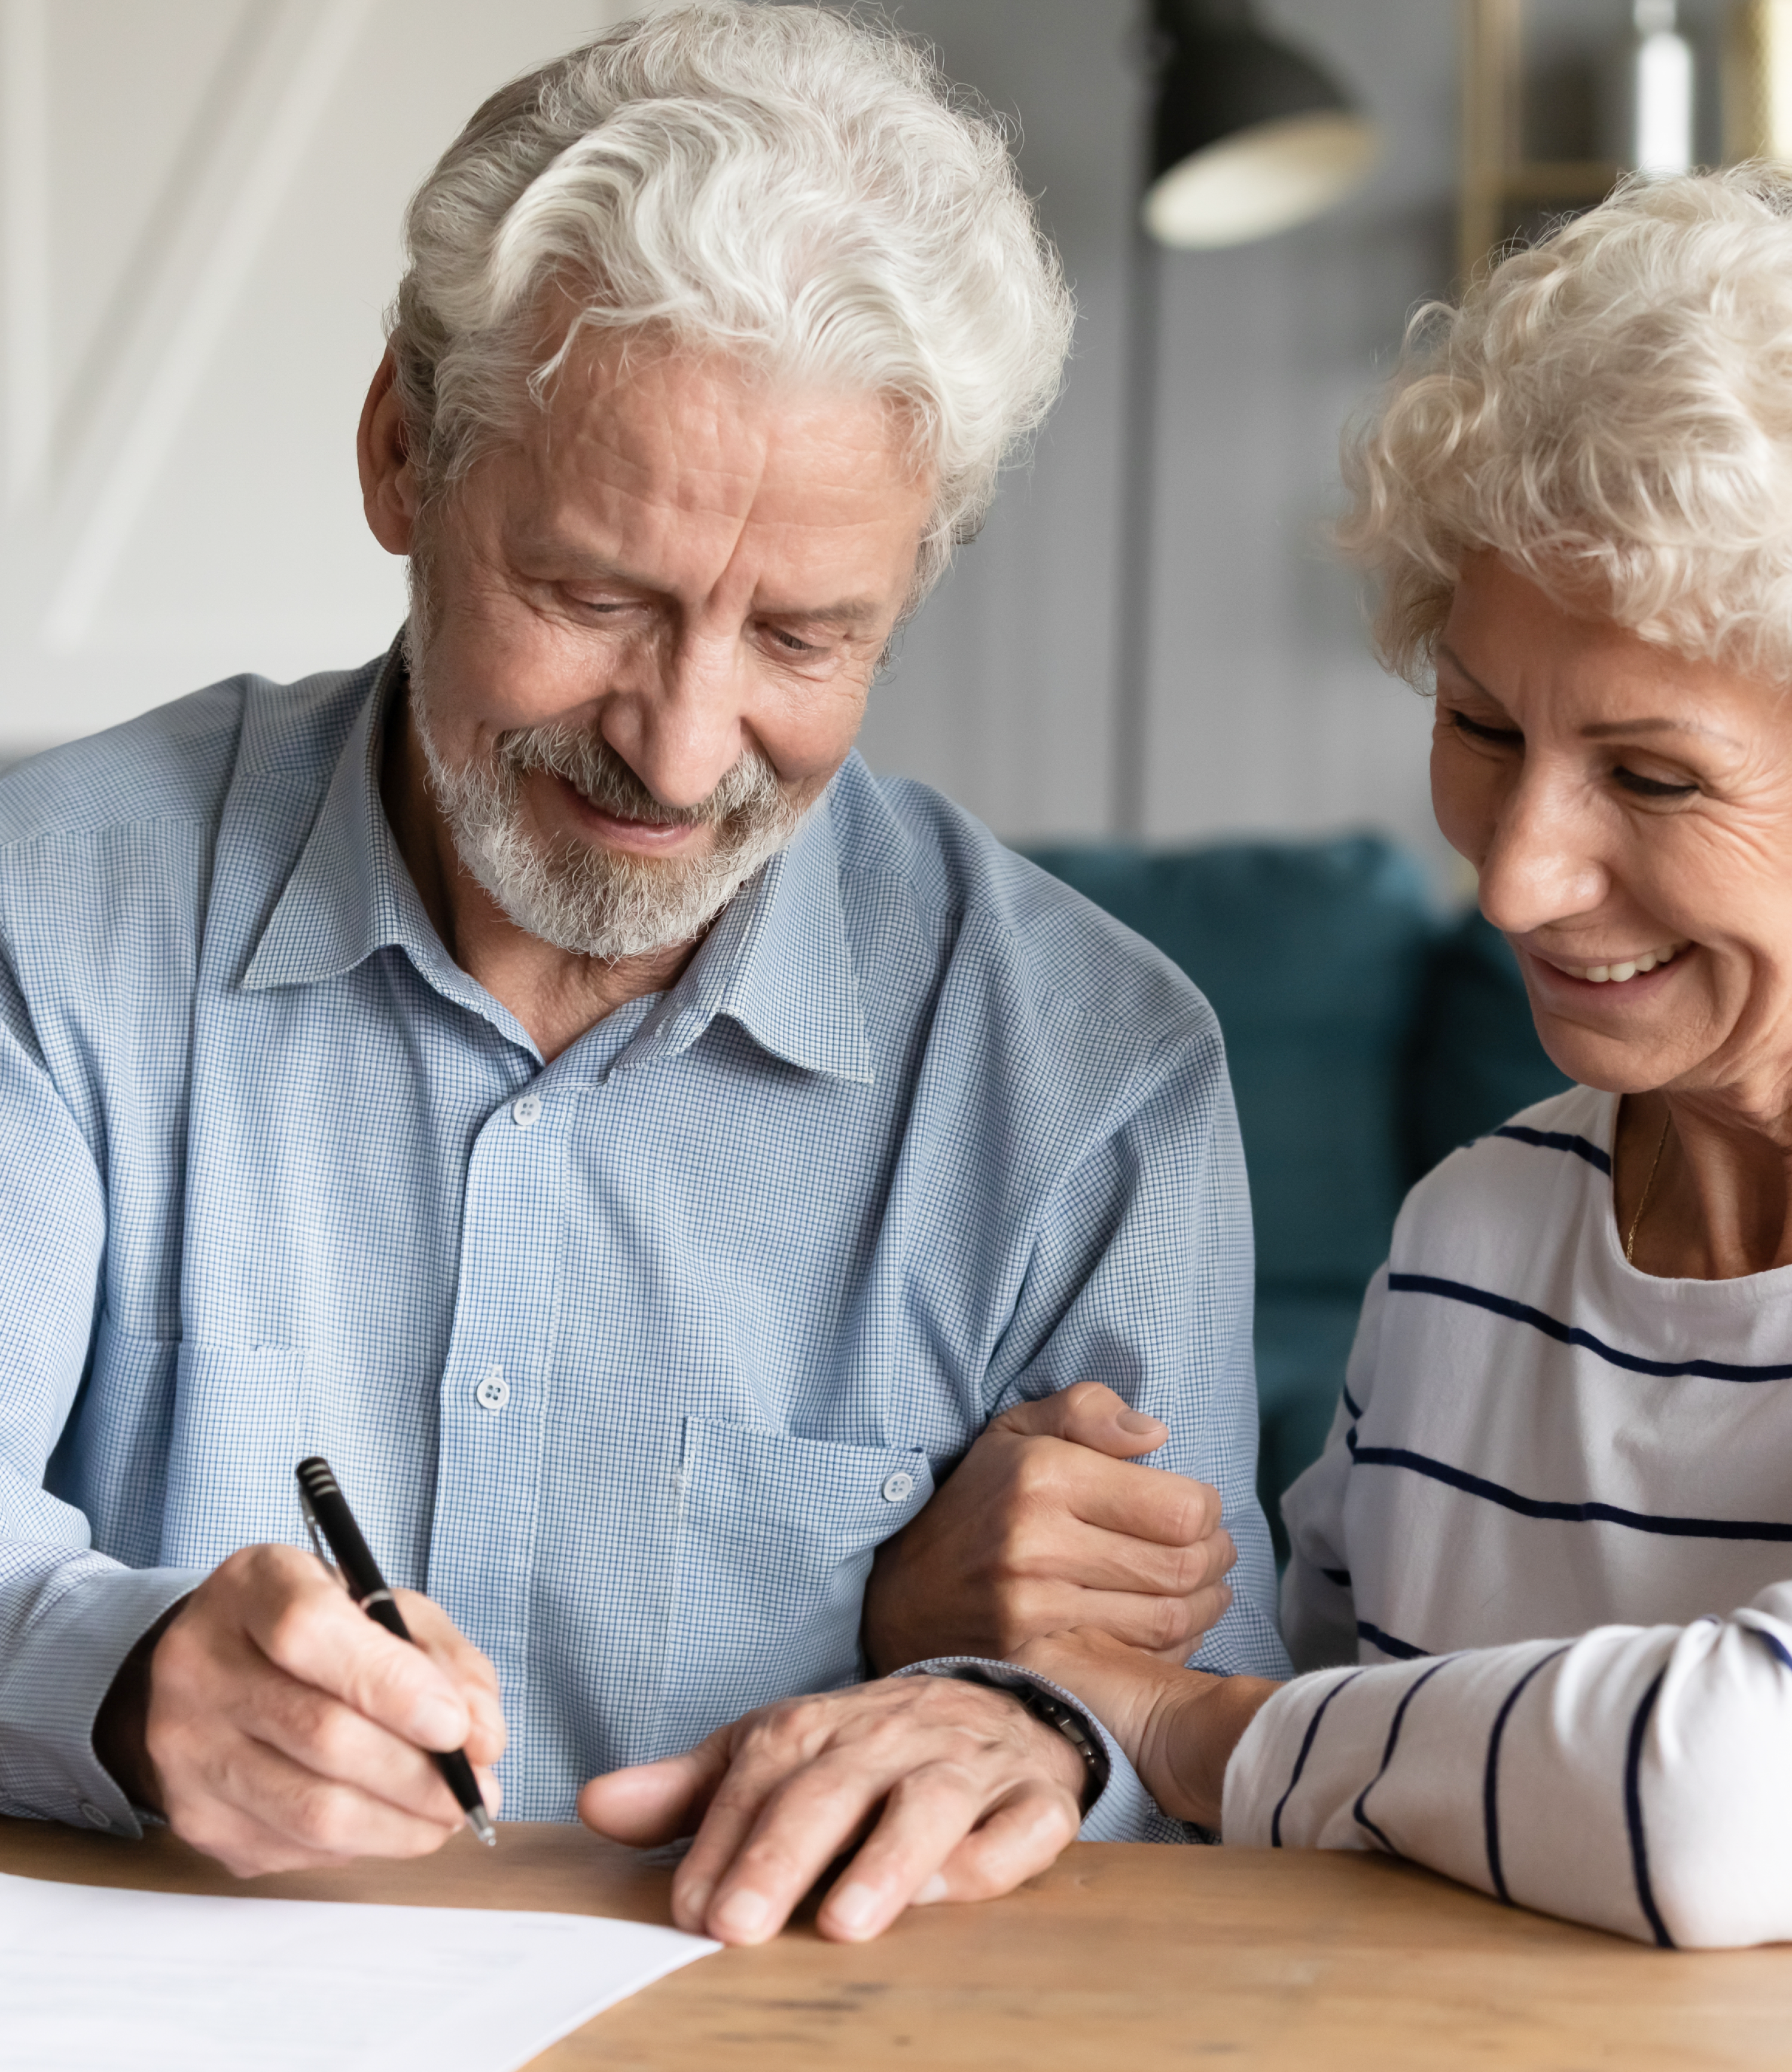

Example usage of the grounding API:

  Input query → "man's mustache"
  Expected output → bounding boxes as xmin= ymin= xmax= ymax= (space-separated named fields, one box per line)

xmin=495 ymin=723 xmax=785 ymax=832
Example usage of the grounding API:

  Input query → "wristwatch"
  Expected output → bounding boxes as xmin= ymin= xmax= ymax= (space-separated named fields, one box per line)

xmin=946 ymin=1666 xmax=1109 ymax=1814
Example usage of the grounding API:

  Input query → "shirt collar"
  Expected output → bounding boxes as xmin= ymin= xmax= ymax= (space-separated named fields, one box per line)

xmin=614 ymin=791 xmax=873 ymax=1085
xmin=240 ymin=650 xmax=872 ymax=1084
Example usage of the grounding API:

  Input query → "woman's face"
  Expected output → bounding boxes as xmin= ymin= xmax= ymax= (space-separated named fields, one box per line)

xmin=1433 ymin=554 xmax=1792 ymax=1110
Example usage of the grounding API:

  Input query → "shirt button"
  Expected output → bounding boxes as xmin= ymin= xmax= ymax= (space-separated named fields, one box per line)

xmin=78 ymin=1801 xmax=112 ymax=1830
xmin=880 ymin=1470 xmax=915 ymax=1504
xmin=475 ymin=1370 xmax=510 ymax=1413
xmin=512 ymin=1094 xmax=543 ymax=1129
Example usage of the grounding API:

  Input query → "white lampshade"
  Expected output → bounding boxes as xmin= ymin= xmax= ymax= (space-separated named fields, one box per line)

xmin=1144 ymin=108 xmax=1381 ymax=249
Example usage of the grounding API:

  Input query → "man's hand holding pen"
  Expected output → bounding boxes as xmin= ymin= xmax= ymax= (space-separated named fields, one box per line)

xmin=96 ymin=1543 xmax=505 ymax=1879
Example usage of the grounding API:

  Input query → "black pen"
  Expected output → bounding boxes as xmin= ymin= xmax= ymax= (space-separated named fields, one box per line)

xmin=294 ymin=1455 xmax=496 ymax=1847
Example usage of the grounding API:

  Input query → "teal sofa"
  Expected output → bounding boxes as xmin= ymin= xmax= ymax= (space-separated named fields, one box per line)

xmin=1027 ymin=837 xmax=1568 ymax=1554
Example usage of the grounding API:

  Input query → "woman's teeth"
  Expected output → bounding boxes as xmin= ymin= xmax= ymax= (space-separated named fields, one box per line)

xmin=1558 ymin=942 xmax=1688 ymax=985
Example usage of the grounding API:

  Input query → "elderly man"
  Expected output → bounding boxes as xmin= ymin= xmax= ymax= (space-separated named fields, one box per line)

xmin=0 ymin=3 xmax=1284 ymax=1943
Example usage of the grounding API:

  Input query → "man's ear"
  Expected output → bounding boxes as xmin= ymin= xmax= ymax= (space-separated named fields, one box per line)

xmin=358 ymin=349 xmax=419 ymax=555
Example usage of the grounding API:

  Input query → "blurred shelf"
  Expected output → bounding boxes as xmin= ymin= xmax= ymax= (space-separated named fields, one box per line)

xmin=1461 ymin=0 xmax=1792 ymax=281
xmin=1487 ymin=157 xmax=1625 ymax=199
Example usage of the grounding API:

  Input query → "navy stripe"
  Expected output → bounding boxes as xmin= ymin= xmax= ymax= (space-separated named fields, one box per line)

xmin=1494 ymin=1124 xmax=1612 ymax=1175
xmin=1357 ymin=1618 xmax=1430 ymax=1660
xmin=1270 ymin=1671 xmax=1363 ymax=1848
xmin=1349 ymin=1440 xmax=1792 ymax=1543
xmin=1483 ymin=1646 xmax=1571 ymax=1907
xmin=1624 ymin=1669 xmax=1675 ymax=1949
xmin=1749 ymin=1627 xmax=1792 ymax=1674
xmin=1321 ymin=1566 xmax=1352 ymax=1589
xmin=1340 ymin=1382 xmax=1364 ymax=1421
xmin=1352 ymin=1659 xmax=1452 ymax=1854
xmin=1387 ymin=1272 xmax=1792 ymax=1383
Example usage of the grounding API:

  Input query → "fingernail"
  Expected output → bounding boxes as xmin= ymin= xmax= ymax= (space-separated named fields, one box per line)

xmin=827 ymin=1881 xmax=880 ymax=1934
xmin=1116 ymin=1410 xmax=1162 ymax=1436
xmin=713 ymin=1888 xmax=770 ymax=1940
xmin=913 ymin=1873 xmax=950 ymax=1906
xmin=413 ymin=1697 xmax=465 ymax=1748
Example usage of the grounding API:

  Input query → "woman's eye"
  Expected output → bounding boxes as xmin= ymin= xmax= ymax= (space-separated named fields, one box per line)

xmin=1449 ymin=709 xmax=1522 ymax=745
xmin=1613 ymin=766 xmax=1699 ymax=800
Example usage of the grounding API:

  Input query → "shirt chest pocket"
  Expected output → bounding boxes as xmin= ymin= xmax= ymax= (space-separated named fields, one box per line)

xmin=648 ymin=1416 xmax=935 ymax=1757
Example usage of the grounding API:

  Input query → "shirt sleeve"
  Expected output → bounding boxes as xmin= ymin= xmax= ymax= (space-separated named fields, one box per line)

xmin=1221 ymin=1580 xmax=1792 ymax=1949
xmin=988 ymin=1012 xmax=1292 ymax=1692
xmin=965 ymin=1013 xmax=1288 ymax=1842
xmin=1278 ymin=1264 xmax=1388 ymax=1673
xmin=0 ymin=950 xmax=202 ymax=1836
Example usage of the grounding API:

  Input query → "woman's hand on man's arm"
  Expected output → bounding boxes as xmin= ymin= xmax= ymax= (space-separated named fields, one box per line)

xmin=860 ymin=1383 xmax=1238 ymax=1675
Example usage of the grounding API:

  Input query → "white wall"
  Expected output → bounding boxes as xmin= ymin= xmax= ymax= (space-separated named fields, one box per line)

xmin=865 ymin=0 xmax=1458 ymax=872
xmin=0 ymin=0 xmax=630 ymax=754
xmin=0 ymin=0 xmax=1458 ymax=877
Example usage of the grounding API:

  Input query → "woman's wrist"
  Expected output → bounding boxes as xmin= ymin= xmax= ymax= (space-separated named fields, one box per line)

xmin=1142 ymin=1672 xmax=1282 ymax=1830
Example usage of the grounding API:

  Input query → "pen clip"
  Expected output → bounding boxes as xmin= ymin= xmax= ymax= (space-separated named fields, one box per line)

xmin=297 ymin=1485 xmax=337 ymax=1580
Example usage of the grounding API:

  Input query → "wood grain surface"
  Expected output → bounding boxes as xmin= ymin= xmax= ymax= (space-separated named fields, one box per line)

xmin=6 ymin=1815 xmax=1791 ymax=2069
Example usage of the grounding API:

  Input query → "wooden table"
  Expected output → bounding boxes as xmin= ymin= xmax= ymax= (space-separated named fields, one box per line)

xmin=6 ymin=1816 xmax=1792 ymax=2069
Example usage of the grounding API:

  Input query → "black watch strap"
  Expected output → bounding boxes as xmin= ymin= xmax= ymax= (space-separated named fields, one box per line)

xmin=946 ymin=1666 xmax=1110 ymax=1814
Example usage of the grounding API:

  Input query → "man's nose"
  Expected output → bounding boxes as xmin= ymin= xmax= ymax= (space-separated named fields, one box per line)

xmin=612 ymin=632 xmax=752 ymax=810
xmin=1475 ymin=770 xmax=1611 ymax=938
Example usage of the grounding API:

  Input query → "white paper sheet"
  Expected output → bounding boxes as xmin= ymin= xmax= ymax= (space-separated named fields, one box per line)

xmin=0 ymin=1867 xmax=718 ymax=2072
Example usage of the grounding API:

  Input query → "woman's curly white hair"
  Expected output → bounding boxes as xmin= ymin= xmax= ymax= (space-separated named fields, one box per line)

xmin=1340 ymin=164 xmax=1792 ymax=684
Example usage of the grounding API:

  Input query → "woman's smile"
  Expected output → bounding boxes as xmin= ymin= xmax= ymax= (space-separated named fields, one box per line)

xmin=1526 ymin=940 xmax=1690 ymax=987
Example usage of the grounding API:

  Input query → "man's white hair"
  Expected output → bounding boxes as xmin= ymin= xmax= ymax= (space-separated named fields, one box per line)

xmin=1340 ymin=165 xmax=1792 ymax=684
xmin=389 ymin=0 xmax=1074 ymax=597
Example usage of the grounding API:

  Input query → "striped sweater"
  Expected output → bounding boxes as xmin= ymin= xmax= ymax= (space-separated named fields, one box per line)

xmin=1227 ymin=1085 xmax=1792 ymax=1947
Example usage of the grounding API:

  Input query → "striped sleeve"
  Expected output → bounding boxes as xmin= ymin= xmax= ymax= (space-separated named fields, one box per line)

xmin=1221 ymin=1580 xmax=1792 ymax=1948
xmin=1278 ymin=1266 xmax=1386 ymax=1672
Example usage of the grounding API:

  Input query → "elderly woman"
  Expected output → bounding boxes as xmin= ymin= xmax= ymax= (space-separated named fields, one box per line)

xmin=1025 ymin=165 xmax=1792 ymax=1950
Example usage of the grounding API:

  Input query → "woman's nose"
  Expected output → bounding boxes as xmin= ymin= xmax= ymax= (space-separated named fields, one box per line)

xmin=1474 ymin=776 xmax=1610 ymax=937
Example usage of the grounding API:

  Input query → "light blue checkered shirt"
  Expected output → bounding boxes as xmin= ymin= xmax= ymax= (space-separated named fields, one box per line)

xmin=0 ymin=648 xmax=1286 ymax=1842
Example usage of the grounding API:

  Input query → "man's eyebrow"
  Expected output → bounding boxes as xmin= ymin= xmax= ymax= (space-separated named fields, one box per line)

xmin=757 ymin=597 xmax=885 ymax=627
xmin=511 ymin=540 xmax=884 ymax=626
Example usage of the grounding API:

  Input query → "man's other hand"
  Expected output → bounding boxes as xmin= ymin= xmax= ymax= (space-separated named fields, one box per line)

xmin=577 ymin=1676 xmax=1083 ymax=1945
xmin=100 ymin=1543 xmax=505 ymax=1877
xmin=861 ymin=1382 xmax=1236 ymax=1675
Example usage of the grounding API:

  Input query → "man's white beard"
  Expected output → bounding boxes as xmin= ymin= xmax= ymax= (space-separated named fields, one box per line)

xmin=408 ymin=655 xmax=804 ymax=965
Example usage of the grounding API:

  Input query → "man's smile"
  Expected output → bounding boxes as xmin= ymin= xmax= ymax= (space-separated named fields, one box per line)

xmin=545 ymin=769 xmax=712 ymax=857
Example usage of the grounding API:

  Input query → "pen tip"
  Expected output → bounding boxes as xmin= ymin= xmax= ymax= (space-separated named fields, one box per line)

xmin=468 ymin=1807 xmax=497 ymax=1848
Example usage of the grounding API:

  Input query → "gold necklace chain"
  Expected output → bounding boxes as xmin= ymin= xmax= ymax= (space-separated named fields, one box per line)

xmin=1624 ymin=1109 xmax=1673 ymax=1266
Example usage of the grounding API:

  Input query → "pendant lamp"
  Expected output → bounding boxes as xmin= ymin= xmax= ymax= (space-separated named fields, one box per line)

xmin=1144 ymin=0 xmax=1381 ymax=248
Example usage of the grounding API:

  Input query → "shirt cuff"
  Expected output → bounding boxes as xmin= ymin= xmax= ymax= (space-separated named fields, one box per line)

xmin=0 ymin=1562 xmax=203 ymax=1838
xmin=893 ymin=1654 xmax=1202 ymax=1845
